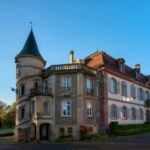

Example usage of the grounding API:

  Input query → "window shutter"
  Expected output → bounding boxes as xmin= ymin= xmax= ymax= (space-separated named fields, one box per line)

xmin=143 ymin=91 xmax=146 ymax=101
xmin=137 ymin=109 xmax=140 ymax=120
xmin=127 ymin=108 xmax=130 ymax=119
xmin=108 ymin=105 xmax=111 ymax=119
xmin=137 ymin=88 xmax=140 ymax=100
xmin=130 ymin=86 xmax=132 ymax=97
xmin=117 ymin=106 xmax=120 ymax=119
xmin=118 ymin=106 xmax=122 ymax=119
xmin=134 ymin=87 xmax=136 ymax=99
xmin=117 ymin=81 xmax=120 ymax=94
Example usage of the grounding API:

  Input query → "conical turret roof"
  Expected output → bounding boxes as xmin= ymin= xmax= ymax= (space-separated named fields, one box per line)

xmin=16 ymin=29 xmax=45 ymax=62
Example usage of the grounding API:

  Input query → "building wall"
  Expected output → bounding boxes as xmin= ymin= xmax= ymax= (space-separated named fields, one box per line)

xmin=107 ymin=73 xmax=147 ymax=124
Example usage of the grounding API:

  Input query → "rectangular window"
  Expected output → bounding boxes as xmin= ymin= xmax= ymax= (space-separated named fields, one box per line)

xmin=119 ymin=63 xmax=125 ymax=73
xmin=61 ymin=77 xmax=72 ymax=92
xmin=86 ymin=78 xmax=93 ymax=94
xmin=19 ymin=106 xmax=25 ymax=120
xmin=43 ymin=101 xmax=49 ymax=115
xmin=86 ymin=103 xmax=93 ymax=117
xmin=34 ymin=81 xmax=39 ymax=90
xmin=19 ymin=84 xmax=25 ymax=97
xmin=31 ymin=101 xmax=35 ymax=114
xmin=62 ymin=101 xmax=71 ymax=117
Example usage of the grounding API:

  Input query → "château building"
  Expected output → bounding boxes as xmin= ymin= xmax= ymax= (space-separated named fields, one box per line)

xmin=15 ymin=29 xmax=150 ymax=141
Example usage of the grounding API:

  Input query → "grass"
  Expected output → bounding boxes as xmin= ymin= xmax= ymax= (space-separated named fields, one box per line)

xmin=0 ymin=127 xmax=14 ymax=137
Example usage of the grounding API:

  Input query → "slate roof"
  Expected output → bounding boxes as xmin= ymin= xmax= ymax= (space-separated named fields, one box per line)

xmin=84 ymin=51 xmax=150 ymax=86
xmin=16 ymin=29 xmax=45 ymax=62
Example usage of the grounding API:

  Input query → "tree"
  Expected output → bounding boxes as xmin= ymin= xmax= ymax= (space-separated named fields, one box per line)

xmin=0 ymin=101 xmax=6 ymax=128
xmin=0 ymin=101 xmax=16 ymax=128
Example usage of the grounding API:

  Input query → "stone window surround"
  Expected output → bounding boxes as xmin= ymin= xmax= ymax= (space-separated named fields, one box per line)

xmin=86 ymin=102 xmax=93 ymax=117
xmin=61 ymin=100 xmax=72 ymax=117
xmin=19 ymin=105 xmax=26 ymax=120
xmin=60 ymin=75 xmax=72 ymax=93
xmin=111 ymin=104 xmax=117 ymax=119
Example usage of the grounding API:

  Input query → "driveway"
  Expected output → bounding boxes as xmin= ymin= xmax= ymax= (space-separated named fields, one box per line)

xmin=0 ymin=133 xmax=150 ymax=150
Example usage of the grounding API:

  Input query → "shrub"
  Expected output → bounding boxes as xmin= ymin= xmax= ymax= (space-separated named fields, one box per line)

xmin=109 ymin=122 xmax=119 ymax=134
xmin=109 ymin=123 xmax=150 ymax=136
xmin=80 ymin=125 xmax=93 ymax=140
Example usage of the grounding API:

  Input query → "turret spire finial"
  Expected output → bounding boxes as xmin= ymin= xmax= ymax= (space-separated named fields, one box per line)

xmin=29 ymin=21 xmax=32 ymax=30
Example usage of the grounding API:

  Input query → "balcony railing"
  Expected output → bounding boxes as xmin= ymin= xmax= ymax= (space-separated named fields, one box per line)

xmin=60 ymin=87 xmax=71 ymax=94
xmin=44 ymin=63 xmax=97 ymax=77
xmin=30 ymin=86 xmax=52 ymax=97
xmin=52 ymin=64 xmax=81 ymax=71
xmin=86 ymin=88 xmax=93 ymax=95
xmin=32 ymin=112 xmax=51 ymax=119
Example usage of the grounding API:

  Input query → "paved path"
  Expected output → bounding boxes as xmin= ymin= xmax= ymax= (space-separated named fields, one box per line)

xmin=0 ymin=133 xmax=150 ymax=150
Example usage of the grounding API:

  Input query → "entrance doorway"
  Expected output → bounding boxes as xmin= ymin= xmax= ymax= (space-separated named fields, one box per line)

xmin=40 ymin=123 xmax=50 ymax=140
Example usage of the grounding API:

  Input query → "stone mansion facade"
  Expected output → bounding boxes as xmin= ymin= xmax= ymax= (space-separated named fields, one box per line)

xmin=15 ymin=29 xmax=150 ymax=141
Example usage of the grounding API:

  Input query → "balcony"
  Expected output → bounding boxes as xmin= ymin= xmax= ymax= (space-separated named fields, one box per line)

xmin=32 ymin=112 xmax=52 ymax=119
xmin=44 ymin=63 xmax=97 ymax=76
xmin=60 ymin=87 xmax=72 ymax=95
xmin=30 ymin=86 xmax=52 ymax=97
xmin=86 ymin=88 xmax=93 ymax=95
xmin=49 ymin=64 xmax=82 ymax=71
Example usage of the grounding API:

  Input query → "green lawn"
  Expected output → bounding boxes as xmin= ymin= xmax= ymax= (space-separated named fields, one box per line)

xmin=0 ymin=127 xmax=14 ymax=136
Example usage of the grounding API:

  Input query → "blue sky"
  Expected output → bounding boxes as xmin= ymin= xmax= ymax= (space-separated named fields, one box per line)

xmin=0 ymin=0 xmax=150 ymax=105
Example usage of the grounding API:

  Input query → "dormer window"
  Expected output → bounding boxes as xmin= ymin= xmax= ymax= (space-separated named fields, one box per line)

xmin=120 ymin=63 xmax=125 ymax=73
xmin=118 ymin=58 xmax=125 ymax=73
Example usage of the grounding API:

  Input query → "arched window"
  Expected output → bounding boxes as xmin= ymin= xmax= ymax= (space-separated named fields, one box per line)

xmin=121 ymin=82 xmax=127 ymax=97
xmin=139 ymin=109 xmax=144 ymax=120
xmin=131 ymin=107 xmax=136 ymax=120
xmin=122 ymin=106 xmax=127 ymax=120
xmin=111 ymin=104 xmax=117 ymax=119
xmin=131 ymin=85 xmax=136 ymax=98
xmin=138 ymin=88 xmax=143 ymax=100
xmin=110 ymin=78 xmax=117 ymax=94
xmin=145 ymin=91 xmax=149 ymax=100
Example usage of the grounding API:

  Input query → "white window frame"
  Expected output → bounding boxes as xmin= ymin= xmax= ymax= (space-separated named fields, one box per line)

xmin=111 ymin=104 xmax=117 ymax=119
xmin=19 ymin=106 xmax=25 ymax=120
xmin=86 ymin=102 xmax=93 ymax=117
xmin=122 ymin=106 xmax=127 ymax=120
xmin=121 ymin=82 xmax=127 ymax=97
xmin=131 ymin=107 xmax=136 ymax=120
xmin=86 ymin=78 xmax=93 ymax=94
xmin=61 ymin=76 xmax=72 ymax=92
xmin=61 ymin=100 xmax=72 ymax=117
xmin=110 ymin=78 xmax=117 ymax=94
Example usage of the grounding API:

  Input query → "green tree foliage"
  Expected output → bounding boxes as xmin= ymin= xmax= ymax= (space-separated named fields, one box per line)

xmin=0 ymin=101 xmax=16 ymax=128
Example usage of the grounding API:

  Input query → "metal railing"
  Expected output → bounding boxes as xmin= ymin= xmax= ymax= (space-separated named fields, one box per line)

xmin=86 ymin=88 xmax=93 ymax=95
xmin=30 ymin=86 xmax=52 ymax=96
xmin=60 ymin=87 xmax=71 ymax=93
xmin=48 ymin=64 xmax=82 ymax=71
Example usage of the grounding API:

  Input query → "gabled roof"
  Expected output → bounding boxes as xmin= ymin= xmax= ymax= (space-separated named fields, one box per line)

xmin=15 ymin=29 xmax=45 ymax=62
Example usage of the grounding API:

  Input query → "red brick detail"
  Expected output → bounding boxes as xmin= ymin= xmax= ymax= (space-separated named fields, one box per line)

xmin=98 ymin=71 xmax=108 ymax=131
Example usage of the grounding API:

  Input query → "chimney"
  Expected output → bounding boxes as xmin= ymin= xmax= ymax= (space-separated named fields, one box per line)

xmin=69 ymin=50 xmax=74 ymax=64
xmin=135 ymin=64 xmax=141 ymax=71
xmin=147 ymin=75 xmax=150 ymax=83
